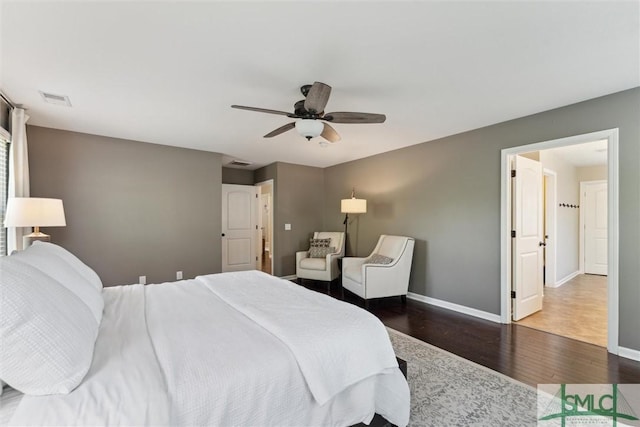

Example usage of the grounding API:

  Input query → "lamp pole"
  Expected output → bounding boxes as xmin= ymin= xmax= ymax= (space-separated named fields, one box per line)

xmin=343 ymin=211 xmax=350 ymax=256
xmin=340 ymin=189 xmax=366 ymax=257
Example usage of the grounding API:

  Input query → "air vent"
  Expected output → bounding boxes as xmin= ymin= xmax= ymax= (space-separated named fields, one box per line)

xmin=39 ymin=91 xmax=72 ymax=107
xmin=229 ymin=160 xmax=252 ymax=167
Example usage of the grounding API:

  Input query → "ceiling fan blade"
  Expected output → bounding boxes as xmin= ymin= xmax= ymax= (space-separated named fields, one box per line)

xmin=323 ymin=112 xmax=386 ymax=124
xmin=232 ymin=105 xmax=293 ymax=117
xmin=304 ymin=82 xmax=332 ymax=114
xmin=264 ymin=122 xmax=296 ymax=138
xmin=321 ymin=123 xmax=341 ymax=143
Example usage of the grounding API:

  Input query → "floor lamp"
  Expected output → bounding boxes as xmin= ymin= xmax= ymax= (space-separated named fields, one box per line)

xmin=341 ymin=189 xmax=367 ymax=256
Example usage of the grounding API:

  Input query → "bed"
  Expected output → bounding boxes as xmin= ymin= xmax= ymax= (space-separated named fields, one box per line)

xmin=0 ymin=242 xmax=410 ymax=426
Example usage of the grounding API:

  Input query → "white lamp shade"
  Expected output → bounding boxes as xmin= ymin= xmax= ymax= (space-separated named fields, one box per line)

xmin=295 ymin=119 xmax=324 ymax=139
xmin=341 ymin=198 xmax=367 ymax=214
xmin=3 ymin=198 xmax=66 ymax=228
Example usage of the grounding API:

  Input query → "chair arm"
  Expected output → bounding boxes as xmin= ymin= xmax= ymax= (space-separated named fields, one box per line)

xmin=296 ymin=250 xmax=309 ymax=264
xmin=361 ymin=253 xmax=413 ymax=299
xmin=342 ymin=257 xmax=367 ymax=270
xmin=326 ymin=251 xmax=343 ymax=273
xmin=361 ymin=263 xmax=407 ymax=297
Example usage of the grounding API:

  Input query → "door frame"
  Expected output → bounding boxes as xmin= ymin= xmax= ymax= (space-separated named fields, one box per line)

xmin=543 ymin=168 xmax=558 ymax=287
xmin=255 ymin=179 xmax=274 ymax=275
xmin=500 ymin=128 xmax=619 ymax=354
xmin=579 ymin=180 xmax=607 ymax=274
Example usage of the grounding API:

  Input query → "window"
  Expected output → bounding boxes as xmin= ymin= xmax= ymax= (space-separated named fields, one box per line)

xmin=0 ymin=137 xmax=8 ymax=256
xmin=0 ymin=96 xmax=10 ymax=256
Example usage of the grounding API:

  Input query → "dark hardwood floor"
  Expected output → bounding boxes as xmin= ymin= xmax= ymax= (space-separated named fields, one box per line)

xmin=295 ymin=278 xmax=640 ymax=386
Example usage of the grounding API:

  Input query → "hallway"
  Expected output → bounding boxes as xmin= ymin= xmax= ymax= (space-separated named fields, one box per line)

xmin=516 ymin=274 xmax=607 ymax=347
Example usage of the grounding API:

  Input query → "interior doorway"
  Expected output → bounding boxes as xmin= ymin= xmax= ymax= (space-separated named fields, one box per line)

xmin=501 ymin=129 xmax=619 ymax=354
xmin=256 ymin=180 xmax=274 ymax=275
xmin=510 ymin=143 xmax=609 ymax=346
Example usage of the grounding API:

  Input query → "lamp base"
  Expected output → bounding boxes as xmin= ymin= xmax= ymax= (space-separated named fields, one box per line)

xmin=23 ymin=231 xmax=51 ymax=249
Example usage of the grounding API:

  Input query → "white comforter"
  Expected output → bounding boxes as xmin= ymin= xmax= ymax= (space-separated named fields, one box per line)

xmin=7 ymin=271 xmax=410 ymax=427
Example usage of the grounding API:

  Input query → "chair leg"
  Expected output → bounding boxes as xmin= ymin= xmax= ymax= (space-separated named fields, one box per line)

xmin=401 ymin=294 xmax=407 ymax=304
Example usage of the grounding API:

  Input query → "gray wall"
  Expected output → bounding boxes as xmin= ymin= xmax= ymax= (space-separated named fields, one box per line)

xmin=255 ymin=162 xmax=324 ymax=277
xmin=323 ymin=88 xmax=640 ymax=351
xmin=222 ymin=167 xmax=254 ymax=185
xmin=28 ymin=126 xmax=222 ymax=286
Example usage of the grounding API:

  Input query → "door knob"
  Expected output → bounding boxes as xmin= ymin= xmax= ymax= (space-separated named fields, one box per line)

xmin=222 ymin=233 xmax=226 ymax=237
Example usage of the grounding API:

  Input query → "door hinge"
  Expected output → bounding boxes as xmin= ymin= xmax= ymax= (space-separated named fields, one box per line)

xmin=256 ymin=225 xmax=258 ymax=229
xmin=511 ymin=170 xmax=516 ymax=178
xmin=256 ymin=256 xmax=258 ymax=261
xmin=511 ymin=230 xmax=516 ymax=238
xmin=511 ymin=291 xmax=516 ymax=299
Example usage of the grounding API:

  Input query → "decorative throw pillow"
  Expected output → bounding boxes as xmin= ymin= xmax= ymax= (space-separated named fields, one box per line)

xmin=309 ymin=238 xmax=333 ymax=258
xmin=365 ymin=253 xmax=394 ymax=265
xmin=0 ymin=257 xmax=99 ymax=395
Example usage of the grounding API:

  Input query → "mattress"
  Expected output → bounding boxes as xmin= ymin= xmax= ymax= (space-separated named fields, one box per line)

xmin=6 ymin=271 xmax=409 ymax=426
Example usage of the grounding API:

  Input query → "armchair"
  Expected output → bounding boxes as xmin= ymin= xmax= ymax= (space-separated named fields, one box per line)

xmin=342 ymin=235 xmax=415 ymax=304
xmin=296 ymin=232 xmax=345 ymax=282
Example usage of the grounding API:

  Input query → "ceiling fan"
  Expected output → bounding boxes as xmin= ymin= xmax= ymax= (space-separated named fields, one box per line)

xmin=231 ymin=82 xmax=386 ymax=143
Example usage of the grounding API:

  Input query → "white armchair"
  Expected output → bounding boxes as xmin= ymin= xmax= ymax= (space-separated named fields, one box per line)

xmin=296 ymin=232 xmax=345 ymax=282
xmin=342 ymin=235 xmax=415 ymax=304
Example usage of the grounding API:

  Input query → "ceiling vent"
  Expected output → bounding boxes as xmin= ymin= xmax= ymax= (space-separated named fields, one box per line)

xmin=39 ymin=91 xmax=72 ymax=107
xmin=229 ymin=160 xmax=252 ymax=167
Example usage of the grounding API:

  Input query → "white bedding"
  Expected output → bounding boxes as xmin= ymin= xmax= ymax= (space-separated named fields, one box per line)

xmin=197 ymin=271 xmax=400 ymax=405
xmin=6 ymin=271 xmax=409 ymax=426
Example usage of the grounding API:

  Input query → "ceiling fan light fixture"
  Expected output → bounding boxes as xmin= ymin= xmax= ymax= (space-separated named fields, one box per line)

xmin=295 ymin=119 xmax=323 ymax=140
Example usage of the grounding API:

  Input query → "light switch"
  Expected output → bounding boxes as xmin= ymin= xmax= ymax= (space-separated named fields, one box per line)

xmin=285 ymin=223 xmax=291 ymax=231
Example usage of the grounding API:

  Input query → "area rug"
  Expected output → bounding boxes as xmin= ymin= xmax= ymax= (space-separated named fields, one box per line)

xmin=387 ymin=328 xmax=538 ymax=426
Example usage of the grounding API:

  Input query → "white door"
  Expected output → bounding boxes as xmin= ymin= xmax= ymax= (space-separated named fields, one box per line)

xmin=584 ymin=181 xmax=608 ymax=275
xmin=222 ymin=184 xmax=258 ymax=272
xmin=512 ymin=155 xmax=544 ymax=321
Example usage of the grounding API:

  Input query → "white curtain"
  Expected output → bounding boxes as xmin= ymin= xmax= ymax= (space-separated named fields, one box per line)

xmin=7 ymin=108 xmax=30 ymax=253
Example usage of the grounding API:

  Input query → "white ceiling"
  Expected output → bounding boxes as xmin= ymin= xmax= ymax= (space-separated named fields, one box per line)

xmin=545 ymin=139 xmax=608 ymax=167
xmin=1 ymin=1 xmax=638 ymax=170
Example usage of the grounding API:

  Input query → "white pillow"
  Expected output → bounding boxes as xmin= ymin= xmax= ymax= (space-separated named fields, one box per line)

xmin=12 ymin=245 xmax=104 ymax=324
xmin=0 ymin=257 xmax=99 ymax=395
xmin=30 ymin=242 xmax=103 ymax=291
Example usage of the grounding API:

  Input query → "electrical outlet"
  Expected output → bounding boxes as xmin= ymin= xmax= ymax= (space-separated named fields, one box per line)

xmin=176 ymin=271 xmax=183 ymax=280
xmin=139 ymin=275 xmax=146 ymax=285
xmin=285 ymin=223 xmax=291 ymax=231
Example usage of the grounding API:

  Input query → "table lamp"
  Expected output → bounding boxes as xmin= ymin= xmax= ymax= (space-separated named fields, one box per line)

xmin=3 ymin=197 xmax=66 ymax=248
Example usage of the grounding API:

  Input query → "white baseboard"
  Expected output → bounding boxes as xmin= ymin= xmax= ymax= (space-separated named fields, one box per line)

xmin=280 ymin=275 xmax=297 ymax=281
xmin=552 ymin=270 xmax=581 ymax=288
xmin=407 ymin=292 xmax=502 ymax=323
xmin=618 ymin=346 xmax=640 ymax=362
